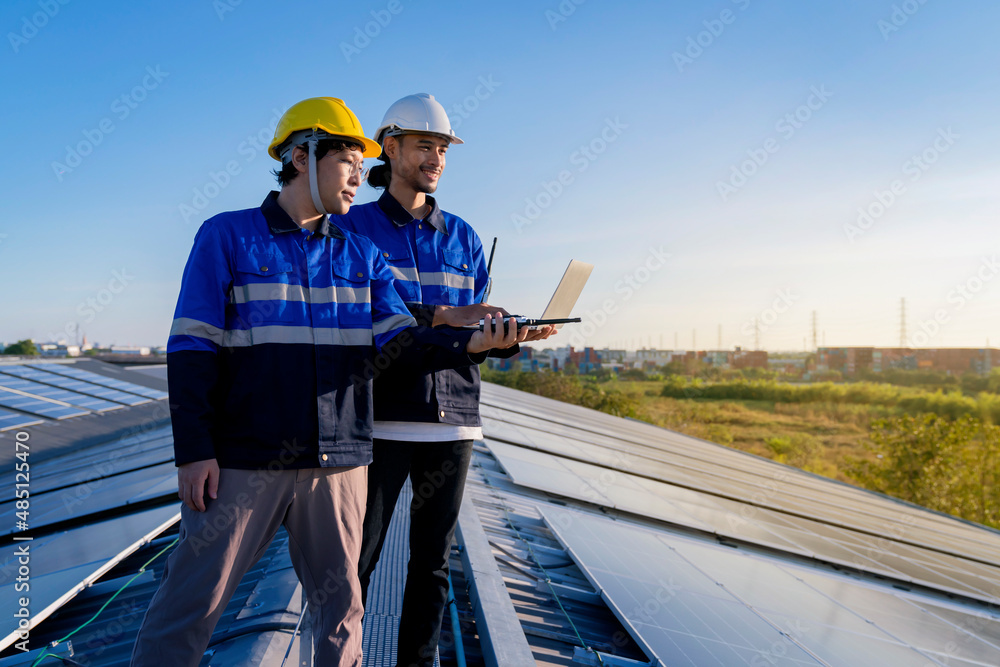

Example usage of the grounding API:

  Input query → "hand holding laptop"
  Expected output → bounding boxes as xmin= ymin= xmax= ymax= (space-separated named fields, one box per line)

xmin=477 ymin=259 xmax=594 ymax=334
xmin=430 ymin=303 xmax=557 ymax=342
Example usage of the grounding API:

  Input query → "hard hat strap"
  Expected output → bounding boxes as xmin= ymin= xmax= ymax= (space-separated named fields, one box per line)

xmin=307 ymin=133 xmax=329 ymax=216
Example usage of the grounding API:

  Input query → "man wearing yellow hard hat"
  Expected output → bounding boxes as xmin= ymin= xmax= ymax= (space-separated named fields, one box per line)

xmin=130 ymin=97 xmax=528 ymax=666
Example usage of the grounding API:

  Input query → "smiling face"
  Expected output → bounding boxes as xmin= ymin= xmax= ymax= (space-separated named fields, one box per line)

xmin=386 ymin=133 xmax=449 ymax=194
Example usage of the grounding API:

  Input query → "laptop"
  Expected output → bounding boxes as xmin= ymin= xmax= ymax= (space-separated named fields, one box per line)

xmin=479 ymin=259 xmax=594 ymax=332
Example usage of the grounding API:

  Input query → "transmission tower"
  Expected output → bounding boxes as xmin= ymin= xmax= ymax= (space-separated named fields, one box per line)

xmin=899 ymin=298 xmax=907 ymax=347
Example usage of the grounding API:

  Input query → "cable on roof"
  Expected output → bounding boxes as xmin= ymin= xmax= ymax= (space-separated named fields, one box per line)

xmin=30 ymin=536 xmax=180 ymax=667
xmin=447 ymin=572 xmax=467 ymax=667
xmin=278 ymin=600 xmax=309 ymax=667
xmin=205 ymin=622 xmax=302 ymax=649
xmin=24 ymin=656 xmax=86 ymax=666
xmin=473 ymin=459 xmax=604 ymax=666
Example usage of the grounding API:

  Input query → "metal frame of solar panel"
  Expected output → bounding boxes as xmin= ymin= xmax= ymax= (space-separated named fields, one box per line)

xmin=0 ymin=387 xmax=87 ymax=420
xmin=0 ymin=365 xmax=151 ymax=406
xmin=0 ymin=375 xmax=121 ymax=413
xmin=25 ymin=363 xmax=167 ymax=400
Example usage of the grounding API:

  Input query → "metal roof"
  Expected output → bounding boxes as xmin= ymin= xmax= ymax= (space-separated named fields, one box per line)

xmin=2 ymin=366 xmax=999 ymax=665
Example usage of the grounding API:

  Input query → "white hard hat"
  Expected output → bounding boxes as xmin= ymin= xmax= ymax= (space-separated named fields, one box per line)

xmin=374 ymin=93 xmax=464 ymax=147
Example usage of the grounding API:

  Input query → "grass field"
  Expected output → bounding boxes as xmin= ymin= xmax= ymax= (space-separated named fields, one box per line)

xmin=588 ymin=380 xmax=896 ymax=481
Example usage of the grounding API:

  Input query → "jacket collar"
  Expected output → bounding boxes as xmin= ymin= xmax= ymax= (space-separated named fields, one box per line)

xmin=261 ymin=191 xmax=345 ymax=239
xmin=376 ymin=190 xmax=448 ymax=235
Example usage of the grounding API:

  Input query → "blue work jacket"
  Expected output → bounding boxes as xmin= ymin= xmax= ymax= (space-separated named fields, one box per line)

xmin=332 ymin=192 xmax=517 ymax=426
xmin=166 ymin=191 xmax=481 ymax=469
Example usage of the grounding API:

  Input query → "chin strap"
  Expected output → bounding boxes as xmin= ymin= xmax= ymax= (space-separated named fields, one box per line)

xmin=307 ymin=133 xmax=328 ymax=216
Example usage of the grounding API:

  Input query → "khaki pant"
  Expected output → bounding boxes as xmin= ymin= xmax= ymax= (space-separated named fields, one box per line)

xmin=131 ymin=466 xmax=366 ymax=667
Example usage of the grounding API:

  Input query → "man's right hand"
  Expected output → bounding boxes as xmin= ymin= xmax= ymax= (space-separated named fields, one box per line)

xmin=178 ymin=459 xmax=220 ymax=512
xmin=467 ymin=312 xmax=531 ymax=354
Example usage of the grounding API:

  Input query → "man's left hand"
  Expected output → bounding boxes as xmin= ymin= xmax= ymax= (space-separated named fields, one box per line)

xmin=433 ymin=303 xmax=509 ymax=327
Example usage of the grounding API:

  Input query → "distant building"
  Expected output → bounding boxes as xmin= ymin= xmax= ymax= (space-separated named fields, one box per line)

xmin=818 ymin=347 xmax=1000 ymax=376
xmin=572 ymin=347 xmax=601 ymax=373
xmin=36 ymin=342 xmax=81 ymax=357
xmin=109 ymin=346 xmax=152 ymax=356
xmin=701 ymin=348 xmax=768 ymax=370
xmin=768 ymin=356 xmax=807 ymax=374
xmin=731 ymin=348 xmax=768 ymax=370
xmin=496 ymin=346 xmax=534 ymax=371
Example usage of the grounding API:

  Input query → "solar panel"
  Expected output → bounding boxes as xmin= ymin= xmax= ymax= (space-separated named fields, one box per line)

xmin=0 ymin=407 xmax=43 ymax=431
xmin=538 ymin=506 xmax=991 ymax=667
xmin=0 ymin=376 xmax=121 ymax=412
xmin=0 ymin=505 xmax=180 ymax=643
xmin=487 ymin=439 xmax=1000 ymax=605
xmin=0 ymin=365 xmax=151 ymax=406
xmin=25 ymin=429 xmax=173 ymax=496
xmin=27 ymin=363 xmax=168 ymax=400
xmin=0 ymin=387 xmax=87 ymax=419
xmin=0 ymin=462 xmax=177 ymax=536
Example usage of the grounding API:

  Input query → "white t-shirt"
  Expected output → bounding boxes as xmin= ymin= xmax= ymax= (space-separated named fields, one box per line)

xmin=373 ymin=420 xmax=483 ymax=442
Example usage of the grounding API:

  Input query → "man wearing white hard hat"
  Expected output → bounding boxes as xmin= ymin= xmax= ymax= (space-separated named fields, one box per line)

xmin=333 ymin=93 xmax=555 ymax=666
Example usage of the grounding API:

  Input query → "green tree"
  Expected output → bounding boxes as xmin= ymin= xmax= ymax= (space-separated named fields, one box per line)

xmin=847 ymin=414 xmax=1000 ymax=527
xmin=2 ymin=339 xmax=38 ymax=356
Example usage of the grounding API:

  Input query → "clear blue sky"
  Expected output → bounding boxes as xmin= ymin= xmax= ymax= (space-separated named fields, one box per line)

xmin=3 ymin=0 xmax=999 ymax=351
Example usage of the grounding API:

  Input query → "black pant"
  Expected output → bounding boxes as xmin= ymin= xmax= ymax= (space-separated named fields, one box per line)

xmin=358 ymin=438 xmax=474 ymax=667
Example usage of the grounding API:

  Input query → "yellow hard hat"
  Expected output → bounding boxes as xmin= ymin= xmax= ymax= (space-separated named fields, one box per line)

xmin=268 ymin=97 xmax=381 ymax=160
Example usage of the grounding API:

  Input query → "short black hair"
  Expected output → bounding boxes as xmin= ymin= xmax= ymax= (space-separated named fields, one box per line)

xmin=272 ymin=138 xmax=364 ymax=186
xmin=367 ymin=134 xmax=409 ymax=190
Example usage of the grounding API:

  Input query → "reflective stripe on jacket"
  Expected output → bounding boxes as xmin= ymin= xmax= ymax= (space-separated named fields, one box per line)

xmin=167 ymin=191 xmax=479 ymax=469
xmin=333 ymin=192 xmax=517 ymax=427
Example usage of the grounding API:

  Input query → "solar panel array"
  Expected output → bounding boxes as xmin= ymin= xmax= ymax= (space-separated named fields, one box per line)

xmin=479 ymin=384 xmax=1000 ymax=602
xmin=0 ymin=387 xmax=88 ymax=420
xmin=472 ymin=382 xmax=1000 ymax=666
xmin=0 ymin=365 xmax=151 ymax=406
xmin=480 ymin=387 xmax=999 ymax=559
xmin=541 ymin=506 xmax=1000 ymax=667
xmin=486 ymin=439 xmax=1000 ymax=604
xmin=26 ymin=363 xmax=168 ymax=400
xmin=0 ymin=376 xmax=122 ymax=412
xmin=0 ymin=363 xmax=165 ymax=424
